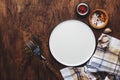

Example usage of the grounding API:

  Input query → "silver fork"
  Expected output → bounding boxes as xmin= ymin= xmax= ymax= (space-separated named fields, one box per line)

xmin=26 ymin=39 xmax=62 ymax=80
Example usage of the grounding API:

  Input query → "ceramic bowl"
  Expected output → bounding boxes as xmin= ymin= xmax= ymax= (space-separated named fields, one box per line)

xmin=76 ymin=3 xmax=89 ymax=16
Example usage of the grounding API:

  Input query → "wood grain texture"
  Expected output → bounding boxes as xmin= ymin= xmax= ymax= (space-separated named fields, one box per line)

xmin=0 ymin=0 xmax=120 ymax=80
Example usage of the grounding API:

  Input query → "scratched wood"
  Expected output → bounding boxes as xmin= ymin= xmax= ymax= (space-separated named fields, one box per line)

xmin=0 ymin=0 xmax=120 ymax=80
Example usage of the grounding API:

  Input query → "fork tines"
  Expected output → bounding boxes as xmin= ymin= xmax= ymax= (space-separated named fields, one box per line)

xmin=26 ymin=40 xmax=36 ymax=51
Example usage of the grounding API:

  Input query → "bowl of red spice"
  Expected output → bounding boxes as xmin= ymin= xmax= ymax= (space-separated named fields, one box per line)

xmin=76 ymin=3 xmax=89 ymax=16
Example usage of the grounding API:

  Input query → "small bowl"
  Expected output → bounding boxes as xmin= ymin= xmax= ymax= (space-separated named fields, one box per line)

xmin=89 ymin=9 xmax=108 ymax=29
xmin=76 ymin=3 xmax=89 ymax=16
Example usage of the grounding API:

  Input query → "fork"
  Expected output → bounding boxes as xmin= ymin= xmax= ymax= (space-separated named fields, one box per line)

xmin=26 ymin=38 xmax=62 ymax=80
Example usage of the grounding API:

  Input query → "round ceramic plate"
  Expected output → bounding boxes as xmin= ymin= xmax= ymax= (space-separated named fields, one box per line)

xmin=49 ymin=20 xmax=96 ymax=66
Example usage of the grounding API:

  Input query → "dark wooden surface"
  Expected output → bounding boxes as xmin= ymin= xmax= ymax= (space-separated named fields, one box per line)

xmin=0 ymin=0 xmax=120 ymax=80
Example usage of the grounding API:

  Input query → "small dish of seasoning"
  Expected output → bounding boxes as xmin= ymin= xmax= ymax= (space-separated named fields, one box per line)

xmin=89 ymin=9 xmax=108 ymax=29
xmin=76 ymin=3 xmax=89 ymax=16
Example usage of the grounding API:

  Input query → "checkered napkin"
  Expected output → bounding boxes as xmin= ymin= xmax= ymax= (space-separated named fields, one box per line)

xmin=60 ymin=34 xmax=120 ymax=80
xmin=87 ymin=33 xmax=120 ymax=76
xmin=60 ymin=67 xmax=96 ymax=80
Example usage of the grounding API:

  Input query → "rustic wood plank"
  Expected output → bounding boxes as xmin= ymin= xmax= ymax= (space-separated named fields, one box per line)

xmin=0 ymin=0 xmax=120 ymax=80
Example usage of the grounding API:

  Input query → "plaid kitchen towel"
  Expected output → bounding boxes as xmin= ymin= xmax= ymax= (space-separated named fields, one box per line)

xmin=87 ymin=33 xmax=120 ymax=76
xmin=60 ymin=67 xmax=96 ymax=80
xmin=60 ymin=66 xmax=120 ymax=80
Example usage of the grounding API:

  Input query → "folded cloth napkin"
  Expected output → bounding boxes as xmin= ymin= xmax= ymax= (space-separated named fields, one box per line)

xmin=60 ymin=33 xmax=120 ymax=80
xmin=87 ymin=33 xmax=120 ymax=76
xmin=60 ymin=67 xmax=96 ymax=80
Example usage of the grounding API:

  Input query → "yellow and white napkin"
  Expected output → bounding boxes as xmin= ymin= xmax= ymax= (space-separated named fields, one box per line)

xmin=87 ymin=33 xmax=120 ymax=76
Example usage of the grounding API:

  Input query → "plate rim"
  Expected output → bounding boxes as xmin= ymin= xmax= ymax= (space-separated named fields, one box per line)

xmin=49 ymin=19 xmax=96 ymax=66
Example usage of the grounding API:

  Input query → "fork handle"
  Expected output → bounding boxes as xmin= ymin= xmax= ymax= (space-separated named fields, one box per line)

xmin=44 ymin=60 xmax=63 ymax=80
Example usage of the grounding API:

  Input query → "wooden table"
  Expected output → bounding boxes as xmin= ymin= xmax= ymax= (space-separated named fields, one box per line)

xmin=0 ymin=0 xmax=120 ymax=80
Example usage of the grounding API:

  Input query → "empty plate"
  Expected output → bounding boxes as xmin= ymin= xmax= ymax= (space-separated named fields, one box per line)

xmin=49 ymin=20 xmax=96 ymax=66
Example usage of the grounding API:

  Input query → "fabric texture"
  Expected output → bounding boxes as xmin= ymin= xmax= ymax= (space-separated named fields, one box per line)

xmin=87 ymin=33 xmax=120 ymax=76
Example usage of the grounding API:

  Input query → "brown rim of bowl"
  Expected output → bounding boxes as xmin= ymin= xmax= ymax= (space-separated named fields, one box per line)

xmin=89 ymin=9 xmax=109 ymax=29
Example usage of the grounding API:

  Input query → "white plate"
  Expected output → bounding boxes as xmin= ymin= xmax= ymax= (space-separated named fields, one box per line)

xmin=49 ymin=20 xmax=96 ymax=66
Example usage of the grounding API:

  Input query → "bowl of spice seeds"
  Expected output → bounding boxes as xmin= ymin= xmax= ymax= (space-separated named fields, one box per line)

xmin=89 ymin=9 xmax=108 ymax=29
